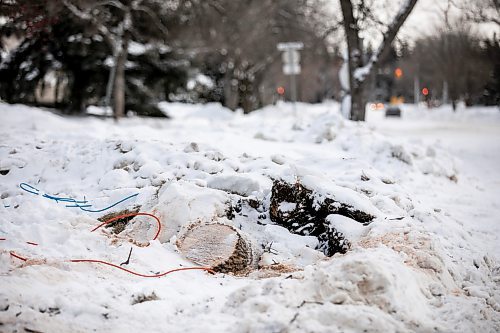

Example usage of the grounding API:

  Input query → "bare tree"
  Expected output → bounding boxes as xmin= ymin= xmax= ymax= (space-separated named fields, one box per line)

xmin=339 ymin=0 xmax=418 ymax=121
xmin=451 ymin=0 xmax=500 ymax=26
xmin=407 ymin=25 xmax=492 ymax=109
xmin=175 ymin=0 xmax=334 ymax=113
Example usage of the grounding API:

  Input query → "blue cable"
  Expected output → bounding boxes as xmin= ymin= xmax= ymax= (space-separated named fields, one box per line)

xmin=19 ymin=183 xmax=40 ymax=195
xmin=19 ymin=182 xmax=138 ymax=213
xmin=65 ymin=193 xmax=139 ymax=213
xmin=20 ymin=183 xmax=87 ymax=204
xmin=42 ymin=193 xmax=88 ymax=204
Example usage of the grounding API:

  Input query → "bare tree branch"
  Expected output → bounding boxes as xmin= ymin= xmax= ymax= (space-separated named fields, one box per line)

xmin=449 ymin=0 xmax=500 ymax=26
xmin=354 ymin=0 xmax=418 ymax=84
xmin=320 ymin=20 xmax=343 ymax=39
xmin=339 ymin=0 xmax=419 ymax=121
xmin=135 ymin=5 xmax=169 ymax=36
xmin=90 ymin=0 xmax=127 ymax=11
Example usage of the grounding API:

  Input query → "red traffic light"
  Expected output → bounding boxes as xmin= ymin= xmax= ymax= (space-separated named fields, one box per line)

xmin=422 ymin=87 xmax=429 ymax=96
xmin=394 ymin=67 xmax=403 ymax=79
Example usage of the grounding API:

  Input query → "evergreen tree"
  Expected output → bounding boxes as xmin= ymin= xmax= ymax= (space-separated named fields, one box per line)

xmin=0 ymin=0 xmax=189 ymax=117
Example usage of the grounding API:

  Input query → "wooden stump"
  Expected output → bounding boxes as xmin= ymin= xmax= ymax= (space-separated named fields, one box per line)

xmin=176 ymin=223 xmax=252 ymax=274
xmin=270 ymin=179 xmax=374 ymax=256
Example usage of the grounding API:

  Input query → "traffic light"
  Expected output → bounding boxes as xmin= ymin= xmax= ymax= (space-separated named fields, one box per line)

xmin=394 ymin=67 xmax=403 ymax=79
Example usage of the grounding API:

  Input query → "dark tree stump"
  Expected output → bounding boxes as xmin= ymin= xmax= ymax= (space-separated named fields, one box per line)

xmin=270 ymin=179 xmax=374 ymax=256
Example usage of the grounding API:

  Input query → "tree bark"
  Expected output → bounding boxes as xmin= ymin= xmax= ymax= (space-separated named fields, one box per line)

xmin=240 ymin=76 xmax=254 ymax=114
xmin=54 ymin=72 xmax=60 ymax=106
xmin=340 ymin=0 xmax=364 ymax=121
xmin=113 ymin=34 xmax=129 ymax=121
xmin=69 ymin=68 xmax=86 ymax=113
xmin=223 ymin=66 xmax=239 ymax=110
xmin=350 ymin=86 xmax=366 ymax=121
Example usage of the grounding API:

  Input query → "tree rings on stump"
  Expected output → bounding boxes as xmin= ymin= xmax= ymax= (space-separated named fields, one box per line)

xmin=176 ymin=223 xmax=252 ymax=274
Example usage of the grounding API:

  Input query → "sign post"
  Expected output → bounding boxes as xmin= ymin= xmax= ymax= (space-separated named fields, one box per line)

xmin=277 ymin=42 xmax=303 ymax=105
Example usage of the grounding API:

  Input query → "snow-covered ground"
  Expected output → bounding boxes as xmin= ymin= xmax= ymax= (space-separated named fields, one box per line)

xmin=0 ymin=101 xmax=499 ymax=332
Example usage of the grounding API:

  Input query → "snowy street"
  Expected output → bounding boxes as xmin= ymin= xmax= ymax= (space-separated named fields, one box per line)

xmin=368 ymin=106 xmax=500 ymax=258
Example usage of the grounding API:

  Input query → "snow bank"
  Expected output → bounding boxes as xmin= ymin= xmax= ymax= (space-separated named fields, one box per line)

xmin=224 ymin=247 xmax=444 ymax=332
xmin=158 ymin=102 xmax=234 ymax=120
xmin=0 ymin=101 xmax=498 ymax=332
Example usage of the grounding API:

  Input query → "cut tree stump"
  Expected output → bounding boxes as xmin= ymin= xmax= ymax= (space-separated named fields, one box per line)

xmin=176 ymin=223 xmax=252 ymax=274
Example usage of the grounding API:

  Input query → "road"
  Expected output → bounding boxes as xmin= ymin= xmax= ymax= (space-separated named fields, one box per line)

xmin=367 ymin=105 xmax=500 ymax=259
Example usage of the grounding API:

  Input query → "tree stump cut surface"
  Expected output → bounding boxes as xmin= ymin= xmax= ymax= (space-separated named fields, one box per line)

xmin=177 ymin=223 xmax=252 ymax=274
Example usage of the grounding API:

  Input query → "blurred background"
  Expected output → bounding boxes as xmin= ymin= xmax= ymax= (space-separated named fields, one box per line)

xmin=0 ymin=0 xmax=498 ymax=119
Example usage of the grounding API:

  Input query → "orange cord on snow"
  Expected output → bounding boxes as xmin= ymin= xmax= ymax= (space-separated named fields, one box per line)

xmin=2 ymin=213 xmax=215 ymax=278
xmin=9 ymin=251 xmax=28 ymax=261
xmin=7 ymin=252 xmax=214 ymax=277
xmin=91 ymin=212 xmax=162 ymax=240
xmin=70 ymin=259 xmax=214 ymax=277
xmin=1 ymin=238 xmax=38 ymax=246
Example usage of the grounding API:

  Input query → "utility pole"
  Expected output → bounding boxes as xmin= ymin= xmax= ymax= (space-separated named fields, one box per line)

xmin=414 ymin=76 xmax=420 ymax=105
xmin=443 ymin=81 xmax=449 ymax=105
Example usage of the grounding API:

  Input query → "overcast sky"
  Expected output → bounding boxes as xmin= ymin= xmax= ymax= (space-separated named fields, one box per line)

xmin=327 ymin=0 xmax=500 ymax=47
xmin=401 ymin=0 xmax=499 ymax=40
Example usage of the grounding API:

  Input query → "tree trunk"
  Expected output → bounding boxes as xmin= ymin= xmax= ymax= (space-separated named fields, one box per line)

xmin=240 ymin=77 xmax=254 ymax=114
xmin=69 ymin=68 xmax=86 ymax=113
xmin=54 ymin=73 xmax=60 ymax=106
xmin=223 ymin=68 xmax=239 ymax=110
xmin=113 ymin=35 xmax=129 ymax=121
xmin=350 ymin=86 xmax=366 ymax=121
xmin=339 ymin=0 xmax=364 ymax=121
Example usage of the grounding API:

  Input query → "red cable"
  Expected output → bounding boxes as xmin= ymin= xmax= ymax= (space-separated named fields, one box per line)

xmin=3 ymin=213 xmax=215 ymax=278
xmin=70 ymin=259 xmax=214 ymax=277
xmin=7 ymin=252 xmax=213 ymax=277
xmin=91 ymin=212 xmax=162 ymax=241
xmin=1 ymin=238 xmax=38 ymax=246
xmin=2 ymin=238 xmax=34 ymax=261
xmin=9 ymin=251 xmax=28 ymax=261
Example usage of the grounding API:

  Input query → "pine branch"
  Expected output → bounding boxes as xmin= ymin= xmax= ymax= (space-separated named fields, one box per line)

xmin=62 ymin=0 xmax=117 ymax=49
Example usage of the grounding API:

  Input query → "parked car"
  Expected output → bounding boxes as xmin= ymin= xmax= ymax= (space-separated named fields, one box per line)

xmin=385 ymin=106 xmax=401 ymax=117
xmin=369 ymin=102 xmax=386 ymax=111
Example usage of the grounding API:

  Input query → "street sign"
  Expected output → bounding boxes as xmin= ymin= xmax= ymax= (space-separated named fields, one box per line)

xmin=282 ymin=50 xmax=300 ymax=64
xmin=277 ymin=41 xmax=304 ymax=103
xmin=283 ymin=64 xmax=301 ymax=75
xmin=279 ymin=46 xmax=302 ymax=75
xmin=277 ymin=42 xmax=304 ymax=51
xmin=282 ymin=50 xmax=301 ymax=74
